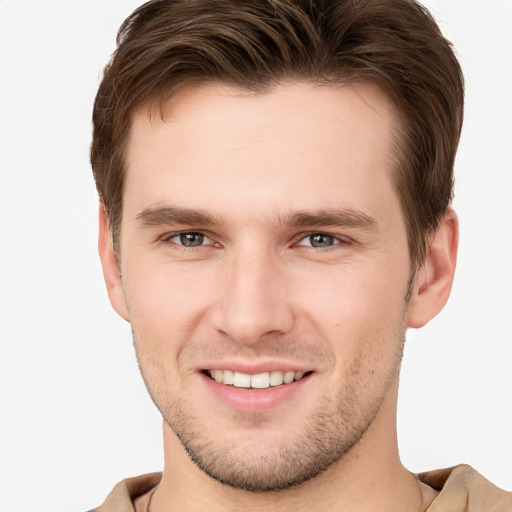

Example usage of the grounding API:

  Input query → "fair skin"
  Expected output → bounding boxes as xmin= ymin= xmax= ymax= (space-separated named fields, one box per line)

xmin=99 ymin=82 xmax=458 ymax=511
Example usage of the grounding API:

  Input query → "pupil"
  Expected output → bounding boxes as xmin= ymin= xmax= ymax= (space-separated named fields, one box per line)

xmin=180 ymin=233 xmax=203 ymax=247
xmin=311 ymin=234 xmax=332 ymax=248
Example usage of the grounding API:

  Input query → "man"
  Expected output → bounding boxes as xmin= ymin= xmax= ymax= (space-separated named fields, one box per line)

xmin=89 ymin=0 xmax=511 ymax=510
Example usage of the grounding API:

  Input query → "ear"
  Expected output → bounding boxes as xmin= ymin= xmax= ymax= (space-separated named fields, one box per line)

xmin=98 ymin=204 xmax=130 ymax=322
xmin=407 ymin=209 xmax=459 ymax=328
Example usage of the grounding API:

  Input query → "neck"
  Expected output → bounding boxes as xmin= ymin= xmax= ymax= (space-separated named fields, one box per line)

xmin=151 ymin=380 xmax=432 ymax=511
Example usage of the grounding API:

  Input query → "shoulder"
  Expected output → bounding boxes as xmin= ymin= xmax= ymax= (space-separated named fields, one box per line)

xmin=419 ymin=464 xmax=512 ymax=512
xmin=88 ymin=472 xmax=162 ymax=512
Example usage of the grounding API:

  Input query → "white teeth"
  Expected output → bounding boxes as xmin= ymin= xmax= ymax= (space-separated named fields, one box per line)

xmin=269 ymin=371 xmax=284 ymax=386
xmin=222 ymin=369 xmax=234 ymax=385
xmin=251 ymin=372 xmax=270 ymax=389
xmin=208 ymin=369 xmax=308 ymax=388
xmin=283 ymin=371 xmax=295 ymax=384
xmin=232 ymin=372 xmax=251 ymax=388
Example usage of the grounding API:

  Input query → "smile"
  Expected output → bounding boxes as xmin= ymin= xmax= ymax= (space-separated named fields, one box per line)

xmin=205 ymin=369 xmax=311 ymax=388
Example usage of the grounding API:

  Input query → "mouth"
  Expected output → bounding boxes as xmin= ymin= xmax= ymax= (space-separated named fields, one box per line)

xmin=203 ymin=369 xmax=313 ymax=389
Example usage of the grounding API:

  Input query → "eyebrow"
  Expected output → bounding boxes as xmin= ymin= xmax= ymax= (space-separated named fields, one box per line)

xmin=136 ymin=206 xmax=223 ymax=227
xmin=283 ymin=209 xmax=379 ymax=231
xmin=136 ymin=205 xmax=379 ymax=231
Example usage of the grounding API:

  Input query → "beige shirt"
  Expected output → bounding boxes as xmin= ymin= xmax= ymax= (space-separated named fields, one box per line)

xmin=90 ymin=465 xmax=512 ymax=511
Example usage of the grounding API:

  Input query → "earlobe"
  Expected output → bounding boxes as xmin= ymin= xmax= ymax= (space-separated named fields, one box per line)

xmin=98 ymin=204 xmax=130 ymax=322
xmin=407 ymin=209 xmax=459 ymax=328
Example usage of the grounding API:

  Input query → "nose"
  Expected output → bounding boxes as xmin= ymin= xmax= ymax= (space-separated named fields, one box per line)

xmin=212 ymin=245 xmax=295 ymax=345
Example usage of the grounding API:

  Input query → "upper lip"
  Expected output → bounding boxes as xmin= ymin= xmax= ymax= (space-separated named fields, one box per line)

xmin=198 ymin=359 xmax=314 ymax=374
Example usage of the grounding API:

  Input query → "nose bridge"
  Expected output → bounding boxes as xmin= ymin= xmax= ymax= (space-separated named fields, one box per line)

xmin=214 ymin=241 xmax=294 ymax=344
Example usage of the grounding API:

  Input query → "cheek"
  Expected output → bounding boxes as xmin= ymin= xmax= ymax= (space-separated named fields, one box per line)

xmin=293 ymin=263 xmax=408 ymax=336
xmin=300 ymin=270 xmax=407 ymax=396
xmin=124 ymin=260 xmax=214 ymax=326
xmin=123 ymin=265 xmax=213 ymax=394
xmin=121 ymin=262 xmax=218 ymax=386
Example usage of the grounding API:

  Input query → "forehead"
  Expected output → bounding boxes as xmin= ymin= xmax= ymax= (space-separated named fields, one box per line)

xmin=124 ymin=81 xmax=400 ymax=222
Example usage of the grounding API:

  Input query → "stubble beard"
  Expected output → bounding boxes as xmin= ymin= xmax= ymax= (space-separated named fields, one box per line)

xmin=165 ymin=374 xmax=398 ymax=492
xmin=132 ymin=273 xmax=412 ymax=493
xmin=135 ymin=325 xmax=406 ymax=493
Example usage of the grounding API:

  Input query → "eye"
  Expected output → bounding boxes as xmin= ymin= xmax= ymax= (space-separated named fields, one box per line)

xmin=166 ymin=232 xmax=212 ymax=247
xmin=297 ymin=233 xmax=341 ymax=248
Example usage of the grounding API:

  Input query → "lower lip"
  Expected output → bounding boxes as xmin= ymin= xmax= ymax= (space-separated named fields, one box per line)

xmin=201 ymin=372 xmax=311 ymax=413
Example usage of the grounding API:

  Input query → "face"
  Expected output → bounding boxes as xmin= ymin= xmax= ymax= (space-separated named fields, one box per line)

xmin=108 ymin=82 xmax=416 ymax=490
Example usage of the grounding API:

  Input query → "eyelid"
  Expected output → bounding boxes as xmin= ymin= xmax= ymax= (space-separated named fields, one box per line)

xmin=162 ymin=230 xmax=213 ymax=246
xmin=159 ymin=229 xmax=352 ymax=249
xmin=295 ymin=232 xmax=351 ymax=247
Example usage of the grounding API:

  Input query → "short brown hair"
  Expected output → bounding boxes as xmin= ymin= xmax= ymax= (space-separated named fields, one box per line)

xmin=91 ymin=0 xmax=464 ymax=267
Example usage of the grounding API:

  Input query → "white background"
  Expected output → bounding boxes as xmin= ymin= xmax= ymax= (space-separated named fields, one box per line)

xmin=1 ymin=1 xmax=511 ymax=510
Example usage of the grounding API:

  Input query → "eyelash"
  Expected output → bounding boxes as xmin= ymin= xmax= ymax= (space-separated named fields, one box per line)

xmin=296 ymin=233 xmax=349 ymax=249
xmin=161 ymin=231 xmax=351 ymax=251
xmin=162 ymin=232 xmax=214 ymax=249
